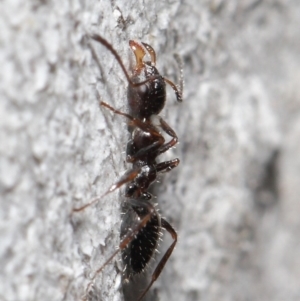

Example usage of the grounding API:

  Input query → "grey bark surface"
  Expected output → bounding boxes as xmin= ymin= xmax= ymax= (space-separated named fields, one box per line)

xmin=1 ymin=0 xmax=300 ymax=301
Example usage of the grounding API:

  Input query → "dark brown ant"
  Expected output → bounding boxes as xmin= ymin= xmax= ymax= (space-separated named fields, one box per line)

xmin=73 ymin=34 xmax=183 ymax=301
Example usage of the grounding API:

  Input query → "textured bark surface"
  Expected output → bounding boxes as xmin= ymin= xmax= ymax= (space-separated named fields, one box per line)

xmin=1 ymin=1 xmax=300 ymax=301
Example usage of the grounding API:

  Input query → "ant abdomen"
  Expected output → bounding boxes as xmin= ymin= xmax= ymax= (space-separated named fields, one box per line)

xmin=121 ymin=201 xmax=160 ymax=278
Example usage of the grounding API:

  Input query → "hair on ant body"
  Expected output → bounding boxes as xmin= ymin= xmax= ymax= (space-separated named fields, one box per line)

xmin=73 ymin=34 xmax=183 ymax=301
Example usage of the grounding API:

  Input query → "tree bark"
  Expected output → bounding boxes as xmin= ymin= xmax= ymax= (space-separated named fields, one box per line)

xmin=1 ymin=1 xmax=300 ymax=301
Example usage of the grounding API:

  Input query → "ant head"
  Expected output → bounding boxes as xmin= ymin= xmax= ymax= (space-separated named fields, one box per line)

xmin=128 ymin=41 xmax=166 ymax=119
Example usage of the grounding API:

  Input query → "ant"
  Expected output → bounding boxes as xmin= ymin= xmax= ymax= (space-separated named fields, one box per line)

xmin=73 ymin=34 xmax=183 ymax=301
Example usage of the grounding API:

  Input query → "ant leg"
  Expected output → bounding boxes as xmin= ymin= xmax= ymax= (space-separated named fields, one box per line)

xmin=101 ymin=101 xmax=167 ymax=162
xmin=101 ymin=103 xmax=179 ymax=160
xmin=127 ymin=116 xmax=181 ymax=162
xmin=156 ymin=158 xmax=180 ymax=174
xmin=100 ymin=101 xmax=134 ymax=121
xmin=73 ymin=168 xmax=141 ymax=212
xmin=127 ymin=117 xmax=179 ymax=162
xmin=174 ymin=53 xmax=184 ymax=98
xmin=101 ymin=102 xmax=161 ymax=136
xmin=137 ymin=218 xmax=177 ymax=301
xmin=164 ymin=53 xmax=184 ymax=102
xmin=84 ymin=200 xmax=159 ymax=294
xmin=156 ymin=117 xmax=178 ymax=156
xmin=164 ymin=77 xmax=183 ymax=102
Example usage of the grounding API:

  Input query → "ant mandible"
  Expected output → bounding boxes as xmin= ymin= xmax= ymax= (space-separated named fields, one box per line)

xmin=73 ymin=34 xmax=183 ymax=301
